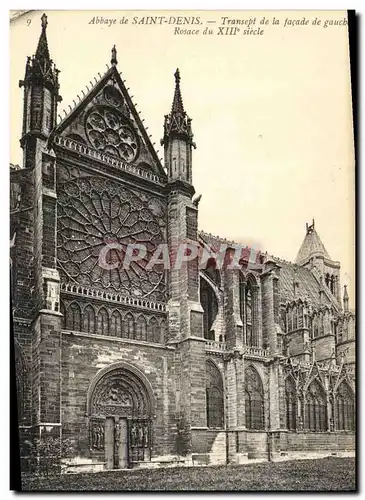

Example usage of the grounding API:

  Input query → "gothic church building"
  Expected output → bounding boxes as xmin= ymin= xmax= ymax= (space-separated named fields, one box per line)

xmin=11 ymin=16 xmax=355 ymax=471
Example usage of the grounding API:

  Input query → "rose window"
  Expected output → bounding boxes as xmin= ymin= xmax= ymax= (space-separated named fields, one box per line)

xmin=57 ymin=177 xmax=165 ymax=300
xmin=85 ymin=106 xmax=138 ymax=163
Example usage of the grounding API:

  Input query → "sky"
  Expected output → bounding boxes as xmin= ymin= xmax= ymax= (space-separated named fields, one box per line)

xmin=9 ymin=10 xmax=355 ymax=306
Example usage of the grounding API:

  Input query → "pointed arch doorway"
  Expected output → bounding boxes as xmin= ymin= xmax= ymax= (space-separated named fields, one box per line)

xmin=87 ymin=362 xmax=155 ymax=469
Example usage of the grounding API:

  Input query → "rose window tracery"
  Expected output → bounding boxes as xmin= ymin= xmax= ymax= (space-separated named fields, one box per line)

xmin=57 ymin=177 xmax=166 ymax=300
xmin=85 ymin=106 xmax=139 ymax=162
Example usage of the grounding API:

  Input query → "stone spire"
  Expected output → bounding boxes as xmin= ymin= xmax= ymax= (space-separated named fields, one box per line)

xmin=171 ymin=68 xmax=185 ymax=114
xmin=35 ymin=13 xmax=51 ymax=64
xmin=343 ymin=285 xmax=349 ymax=312
xmin=295 ymin=219 xmax=331 ymax=265
xmin=161 ymin=68 xmax=195 ymax=147
xmin=19 ymin=13 xmax=61 ymax=96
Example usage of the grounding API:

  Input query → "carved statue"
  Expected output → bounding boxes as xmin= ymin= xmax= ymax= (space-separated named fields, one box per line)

xmin=311 ymin=344 xmax=316 ymax=362
xmin=193 ymin=193 xmax=202 ymax=207
xmin=143 ymin=423 xmax=149 ymax=448
xmin=92 ymin=426 xmax=98 ymax=449
xmin=138 ymin=422 xmax=144 ymax=447
xmin=107 ymin=387 xmax=119 ymax=403
xmin=92 ymin=421 xmax=104 ymax=450
xmin=95 ymin=426 xmax=101 ymax=449
xmin=105 ymin=386 xmax=132 ymax=407
xmin=282 ymin=335 xmax=291 ymax=357
xmin=114 ymin=420 xmax=120 ymax=450
xmin=98 ymin=423 xmax=104 ymax=449
xmin=329 ymin=417 xmax=334 ymax=432
xmin=131 ymin=423 xmax=138 ymax=447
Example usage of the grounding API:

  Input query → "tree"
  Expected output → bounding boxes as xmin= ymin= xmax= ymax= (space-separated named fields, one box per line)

xmin=175 ymin=413 xmax=192 ymax=457
xmin=25 ymin=436 xmax=74 ymax=477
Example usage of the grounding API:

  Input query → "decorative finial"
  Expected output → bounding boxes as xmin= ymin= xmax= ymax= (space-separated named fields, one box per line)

xmin=343 ymin=284 xmax=349 ymax=312
xmin=174 ymin=68 xmax=181 ymax=84
xmin=111 ymin=45 xmax=118 ymax=66
xmin=340 ymin=350 xmax=345 ymax=363
xmin=306 ymin=219 xmax=315 ymax=234
xmin=41 ymin=13 xmax=48 ymax=30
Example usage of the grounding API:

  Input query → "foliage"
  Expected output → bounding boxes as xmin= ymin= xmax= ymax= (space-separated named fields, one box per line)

xmin=175 ymin=413 xmax=192 ymax=457
xmin=24 ymin=436 xmax=74 ymax=477
xmin=22 ymin=457 xmax=356 ymax=492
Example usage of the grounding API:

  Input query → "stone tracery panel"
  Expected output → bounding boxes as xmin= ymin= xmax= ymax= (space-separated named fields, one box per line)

xmin=245 ymin=365 xmax=264 ymax=430
xmin=206 ymin=360 xmax=224 ymax=429
xmin=85 ymin=106 xmax=139 ymax=163
xmin=335 ymin=380 xmax=355 ymax=431
xmin=61 ymin=299 xmax=166 ymax=343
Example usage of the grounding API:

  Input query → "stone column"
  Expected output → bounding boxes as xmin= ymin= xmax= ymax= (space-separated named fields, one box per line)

xmin=297 ymin=395 xmax=304 ymax=431
xmin=234 ymin=352 xmax=245 ymax=428
xmin=261 ymin=272 xmax=276 ymax=354
xmin=33 ymin=309 xmax=63 ymax=462
xmin=223 ymin=268 xmax=243 ymax=350
xmin=253 ymin=283 xmax=262 ymax=347
xmin=268 ymin=360 xmax=281 ymax=432
xmin=240 ymin=279 xmax=247 ymax=345
xmin=225 ymin=354 xmax=237 ymax=429
xmin=177 ymin=338 xmax=207 ymax=429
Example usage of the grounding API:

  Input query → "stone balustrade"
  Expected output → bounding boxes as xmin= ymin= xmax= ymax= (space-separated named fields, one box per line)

xmin=242 ymin=345 xmax=270 ymax=357
xmin=205 ymin=340 xmax=229 ymax=353
xmin=53 ymin=135 xmax=166 ymax=186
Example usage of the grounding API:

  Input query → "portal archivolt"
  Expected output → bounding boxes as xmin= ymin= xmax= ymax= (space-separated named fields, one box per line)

xmin=87 ymin=362 xmax=154 ymax=468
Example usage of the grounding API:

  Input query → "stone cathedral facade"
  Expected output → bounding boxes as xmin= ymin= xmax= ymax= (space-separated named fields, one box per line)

xmin=11 ymin=15 xmax=355 ymax=472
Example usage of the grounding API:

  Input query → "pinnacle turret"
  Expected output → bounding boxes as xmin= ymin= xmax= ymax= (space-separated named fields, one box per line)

xmin=161 ymin=69 xmax=196 ymax=186
xmin=343 ymin=285 xmax=349 ymax=312
xmin=19 ymin=14 xmax=62 ymax=145
xmin=295 ymin=220 xmax=341 ymax=304
xmin=295 ymin=219 xmax=331 ymax=265
xmin=19 ymin=13 xmax=61 ymax=97
xmin=161 ymin=69 xmax=195 ymax=148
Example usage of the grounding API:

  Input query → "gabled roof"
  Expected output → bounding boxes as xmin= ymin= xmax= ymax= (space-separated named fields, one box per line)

xmin=198 ymin=229 xmax=340 ymax=311
xmin=51 ymin=60 xmax=166 ymax=180
xmin=276 ymin=259 xmax=337 ymax=310
xmin=198 ymin=230 xmax=264 ymax=266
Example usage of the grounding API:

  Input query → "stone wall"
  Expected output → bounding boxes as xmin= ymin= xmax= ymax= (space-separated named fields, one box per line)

xmin=60 ymin=331 xmax=177 ymax=458
xmin=281 ymin=431 xmax=355 ymax=452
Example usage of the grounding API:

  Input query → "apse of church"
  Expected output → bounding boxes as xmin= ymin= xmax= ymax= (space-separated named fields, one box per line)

xmin=11 ymin=15 xmax=355 ymax=471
